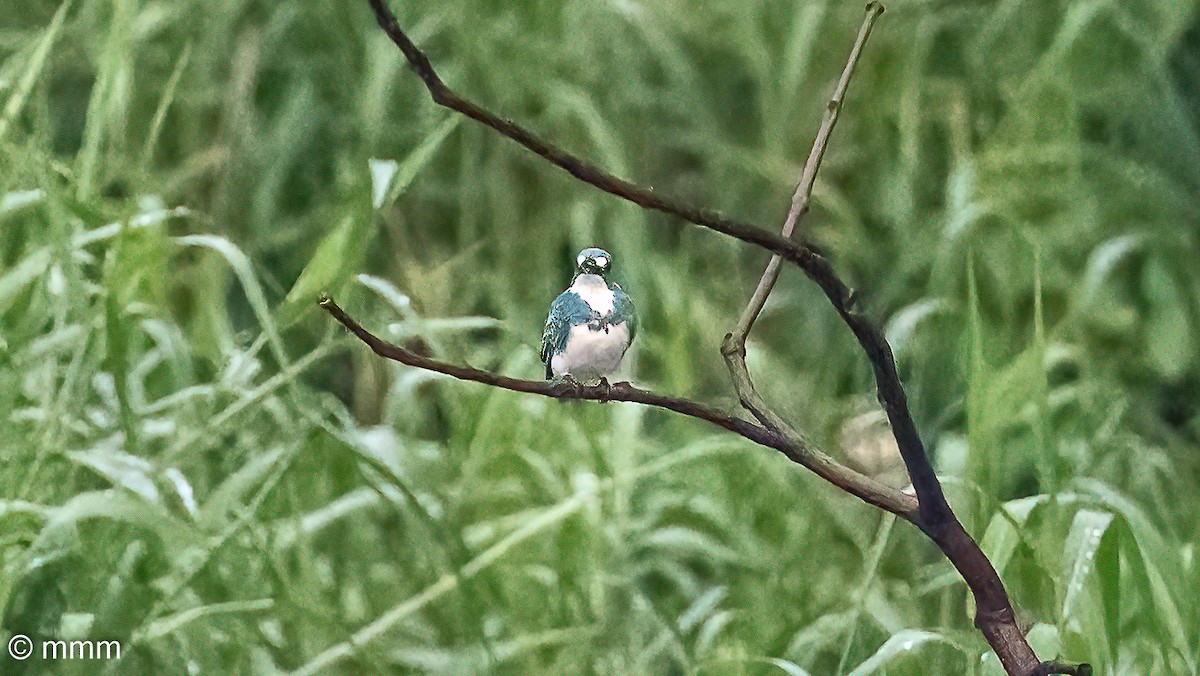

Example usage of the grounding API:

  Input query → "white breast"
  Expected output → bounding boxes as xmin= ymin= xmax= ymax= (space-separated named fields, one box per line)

xmin=570 ymin=274 xmax=615 ymax=315
xmin=549 ymin=321 xmax=630 ymax=381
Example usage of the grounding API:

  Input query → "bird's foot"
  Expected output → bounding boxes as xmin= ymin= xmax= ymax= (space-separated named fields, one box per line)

xmin=549 ymin=374 xmax=583 ymax=398
xmin=597 ymin=377 xmax=612 ymax=402
xmin=564 ymin=374 xmax=586 ymax=397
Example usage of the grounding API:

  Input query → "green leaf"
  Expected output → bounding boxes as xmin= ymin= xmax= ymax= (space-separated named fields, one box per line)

xmin=979 ymin=494 xmax=1049 ymax=576
xmin=136 ymin=598 xmax=274 ymax=643
xmin=846 ymin=630 xmax=959 ymax=675
xmin=175 ymin=234 xmax=290 ymax=374
xmin=1141 ymin=256 xmax=1193 ymax=378
xmin=274 ymin=215 xmax=370 ymax=329
xmin=372 ymin=115 xmax=461 ymax=209
xmin=1079 ymin=480 xmax=1193 ymax=668
xmin=765 ymin=658 xmax=812 ymax=676
xmin=368 ymin=159 xmax=399 ymax=210
xmin=67 ymin=444 xmax=160 ymax=504
xmin=1060 ymin=509 xmax=1113 ymax=624
xmin=196 ymin=446 xmax=289 ymax=529
xmin=33 ymin=490 xmax=196 ymax=560
xmin=0 ymin=248 xmax=50 ymax=314
xmin=276 ymin=116 xmax=460 ymax=329
xmin=0 ymin=0 xmax=74 ymax=142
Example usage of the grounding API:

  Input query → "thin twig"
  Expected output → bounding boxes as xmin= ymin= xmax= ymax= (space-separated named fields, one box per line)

xmin=720 ymin=2 xmax=892 ymax=598
xmin=732 ymin=3 xmax=884 ymax=342
xmin=320 ymin=295 xmax=917 ymax=517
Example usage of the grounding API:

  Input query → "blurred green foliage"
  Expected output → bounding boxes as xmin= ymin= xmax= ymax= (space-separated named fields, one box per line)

xmin=1 ymin=0 xmax=1199 ymax=672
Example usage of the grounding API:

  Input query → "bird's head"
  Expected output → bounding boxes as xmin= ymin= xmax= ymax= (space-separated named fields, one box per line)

xmin=576 ymin=247 xmax=613 ymax=276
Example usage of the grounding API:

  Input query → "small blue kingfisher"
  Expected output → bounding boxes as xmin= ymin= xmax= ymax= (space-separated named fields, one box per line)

xmin=540 ymin=247 xmax=637 ymax=383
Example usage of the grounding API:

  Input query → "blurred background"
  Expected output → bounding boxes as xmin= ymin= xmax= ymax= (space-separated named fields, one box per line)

xmin=2 ymin=0 xmax=1198 ymax=672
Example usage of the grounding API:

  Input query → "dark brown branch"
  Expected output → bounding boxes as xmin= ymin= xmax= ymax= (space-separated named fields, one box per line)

xmin=320 ymin=295 xmax=916 ymax=517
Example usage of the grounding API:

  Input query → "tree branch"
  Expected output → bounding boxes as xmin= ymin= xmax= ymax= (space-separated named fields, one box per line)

xmin=354 ymin=3 xmax=1091 ymax=674
xmin=320 ymin=295 xmax=917 ymax=518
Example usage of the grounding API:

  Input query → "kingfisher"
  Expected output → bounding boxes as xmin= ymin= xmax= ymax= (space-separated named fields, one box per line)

xmin=540 ymin=247 xmax=637 ymax=383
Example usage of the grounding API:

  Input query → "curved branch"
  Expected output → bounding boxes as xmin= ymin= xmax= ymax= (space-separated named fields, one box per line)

xmin=718 ymin=335 xmax=918 ymax=518
xmin=320 ymin=295 xmax=916 ymax=517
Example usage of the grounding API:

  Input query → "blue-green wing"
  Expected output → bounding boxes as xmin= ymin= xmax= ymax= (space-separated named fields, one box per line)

xmin=541 ymin=291 xmax=593 ymax=378
xmin=612 ymin=283 xmax=637 ymax=344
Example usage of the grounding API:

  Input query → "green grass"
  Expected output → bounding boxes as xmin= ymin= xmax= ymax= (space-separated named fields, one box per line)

xmin=2 ymin=0 xmax=1199 ymax=673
